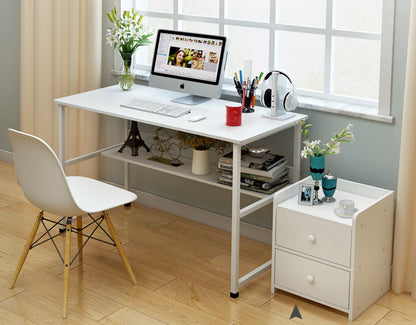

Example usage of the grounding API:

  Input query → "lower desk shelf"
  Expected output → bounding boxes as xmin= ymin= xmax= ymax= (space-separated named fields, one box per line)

xmin=101 ymin=146 xmax=289 ymax=198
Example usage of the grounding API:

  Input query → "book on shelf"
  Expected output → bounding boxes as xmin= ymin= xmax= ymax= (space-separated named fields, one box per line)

xmin=219 ymin=151 xmax=285 ymax=171
xmin=218 ymin=158 xmax=288 ymax=178
xmin=218 ymin=168 xmax=289 ymax=187
xmin=217 ymin=175 xmax=289 ymax=194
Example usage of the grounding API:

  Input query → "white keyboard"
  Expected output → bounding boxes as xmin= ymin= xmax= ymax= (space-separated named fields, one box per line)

xmin=121 ymin=98 xmax=191 ymax=118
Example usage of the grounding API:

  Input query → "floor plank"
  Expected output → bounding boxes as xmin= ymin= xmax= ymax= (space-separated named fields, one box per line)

xmin=98 ymin=306 xmax=167 ymax=325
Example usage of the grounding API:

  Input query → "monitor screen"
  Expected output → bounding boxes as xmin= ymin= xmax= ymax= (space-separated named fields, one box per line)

xmin=149 ymin=29 xmax=228 ymax=105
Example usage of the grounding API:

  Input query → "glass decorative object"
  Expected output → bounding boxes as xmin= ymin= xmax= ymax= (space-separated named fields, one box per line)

xmin=322 ymin=170 xmax=337 ymax=203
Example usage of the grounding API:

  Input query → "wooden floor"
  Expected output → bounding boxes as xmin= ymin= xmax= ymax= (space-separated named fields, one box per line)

xmin=0 ymin=161 xmax=415 ymax=324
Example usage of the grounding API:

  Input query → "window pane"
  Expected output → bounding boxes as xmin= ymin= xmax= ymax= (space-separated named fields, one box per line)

xmin=179 ymin=20 xmax=219 ymax=35
xmin=225 ymin=26 xmax=269 ymax=80
xmin=135 ymin=0 xmax=173 ymax=13
xmin=333 ymin=0 xmax=382 ymax=33
xmin=225 ymin=0 xmax=270 ymax=23
xmin=134 ymin=18 xmax=174 ymax=67
xmin=179 ymin=0 xmax=219 ymax=18
xmin=275 ymin=31 xmax=325 ymax=92
xmin=276 ymin=0 xmax=326 ymax=28
xmin=332 ymin=37 xmax=380 ymax=100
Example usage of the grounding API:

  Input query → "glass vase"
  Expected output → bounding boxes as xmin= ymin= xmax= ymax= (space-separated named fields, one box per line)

xmin=309 ymin=155 xmax=325 ymax=180
xmin=309 ymin=155 xmax=325 ymax=205
xmin=119 ymin=52 xmax=134 ymax=91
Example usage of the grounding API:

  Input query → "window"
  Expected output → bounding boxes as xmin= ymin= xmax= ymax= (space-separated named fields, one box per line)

xmin=118 ymin=0 xmax=395 ymax=121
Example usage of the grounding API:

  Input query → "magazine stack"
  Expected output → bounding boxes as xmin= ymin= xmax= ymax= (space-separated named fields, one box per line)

xmin=217 ymin=150 xmax=289 ymax=194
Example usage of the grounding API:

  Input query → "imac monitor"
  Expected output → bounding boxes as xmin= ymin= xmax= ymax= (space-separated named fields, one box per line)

xmin=149 ymin=29 xmax=228 ymax=105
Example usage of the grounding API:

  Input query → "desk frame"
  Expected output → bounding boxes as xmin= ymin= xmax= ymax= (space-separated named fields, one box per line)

xmin=55 ymin=85 xmax=306 ymax=297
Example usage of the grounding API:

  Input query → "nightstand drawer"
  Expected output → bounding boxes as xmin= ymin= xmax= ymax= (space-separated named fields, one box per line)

xmin=276 ymin=207 xmax=351 ymax=266
xmin=275 ymin=250 xmax=350 ymax=309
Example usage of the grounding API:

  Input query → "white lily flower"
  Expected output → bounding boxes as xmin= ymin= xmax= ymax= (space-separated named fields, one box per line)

xmin=327 ymin=142 xmax=341 ymax=154
xmin=345 ymin=132 xmax=354 ymax=141
xmin=310 ymin=140 xmax=321 ymax=147
xmin=106 ymin=35 xmax=116 ymax=46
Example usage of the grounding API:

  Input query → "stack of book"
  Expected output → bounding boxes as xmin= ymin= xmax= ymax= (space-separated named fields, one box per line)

xmin=217 ymin=150 xmax=289 ymax=194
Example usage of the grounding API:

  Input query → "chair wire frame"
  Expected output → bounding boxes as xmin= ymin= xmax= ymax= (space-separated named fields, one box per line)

xmin=29 ymin=211 xmax=117 ymax=266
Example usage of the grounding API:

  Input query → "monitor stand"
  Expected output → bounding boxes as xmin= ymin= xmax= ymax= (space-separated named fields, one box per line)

xmin=172 ymin=95 xmax=211 ymax=106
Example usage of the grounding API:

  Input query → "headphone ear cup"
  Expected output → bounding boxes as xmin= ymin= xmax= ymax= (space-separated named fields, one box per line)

xmin=283 ymin=92 xmax=297 ymax=111
xmin=263 ymin=88 xmax=272 ymax=108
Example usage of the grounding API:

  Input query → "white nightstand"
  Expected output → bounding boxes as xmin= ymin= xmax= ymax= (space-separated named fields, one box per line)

xmin=271 ymin=177 xmax=395 ymax=321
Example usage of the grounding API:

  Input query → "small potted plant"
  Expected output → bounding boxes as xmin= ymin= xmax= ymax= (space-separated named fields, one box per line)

xmin=176 ymin=132 xmax=227 ymax=175
xmin=299 ymin=119 xmax=354 ymax=204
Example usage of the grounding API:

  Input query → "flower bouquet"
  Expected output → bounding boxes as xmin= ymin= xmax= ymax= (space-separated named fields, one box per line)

xmin=299 ymin=120 xmax=354 ymax=159
xmin=106 ymin=6 xmax=153 ymax=90
xmin=176 ymin=132 xmax=227 ymax=153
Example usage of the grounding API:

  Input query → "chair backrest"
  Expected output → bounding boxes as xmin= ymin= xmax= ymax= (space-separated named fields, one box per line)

xmin=8 ymin=129 xmax=84 ymax=216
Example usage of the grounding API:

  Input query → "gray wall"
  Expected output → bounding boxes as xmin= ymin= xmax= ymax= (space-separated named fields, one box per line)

xmin=100 ymin=0 xmax=411 ymax=229
xmin=0 ymin=1 xmax=410 ymax=229
xmin=0 ymin=0 xmax=20 ymax=151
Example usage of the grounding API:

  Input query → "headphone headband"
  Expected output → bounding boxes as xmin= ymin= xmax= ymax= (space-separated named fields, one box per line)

xmin=260 ymin=70 xmax=296 ymax=111
xmin=263 ymin=70 xmax=294 ymax=93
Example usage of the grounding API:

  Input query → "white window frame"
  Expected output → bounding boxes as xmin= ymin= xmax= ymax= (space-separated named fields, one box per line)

xmin=115 ymin=0 xmax=395 ymax=123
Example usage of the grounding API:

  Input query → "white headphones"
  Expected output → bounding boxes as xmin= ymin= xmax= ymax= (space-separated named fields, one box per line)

xmin=260 ymin=70 xmax=297 ymax=111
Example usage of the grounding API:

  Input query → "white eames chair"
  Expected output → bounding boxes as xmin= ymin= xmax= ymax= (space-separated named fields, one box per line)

xmin=8 ymin=129 xmax=138 ymax=318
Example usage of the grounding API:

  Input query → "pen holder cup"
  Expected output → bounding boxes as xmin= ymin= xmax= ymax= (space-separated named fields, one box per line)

xmin=238 ymin=86 xmax=257 ymax=113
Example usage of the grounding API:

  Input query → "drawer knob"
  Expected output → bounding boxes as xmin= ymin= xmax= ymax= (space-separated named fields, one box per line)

xmin=306 ymin=275 xmax=315 ymax=284
xmin=308 ymin=234 xmax=316 ymax=243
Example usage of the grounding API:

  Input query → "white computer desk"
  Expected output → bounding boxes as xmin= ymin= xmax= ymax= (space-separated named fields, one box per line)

xmin=54 ymin=84 xmax=307 ymax=298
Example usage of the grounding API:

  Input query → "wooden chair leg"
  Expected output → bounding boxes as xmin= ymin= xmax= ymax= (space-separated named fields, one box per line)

xmin=76 ymin=215 xmax=83 ymax=262
xmin=10 ymin=211 xmax=44 ymax=289
xmin=103 ymin=211 xmax=137 ymax=285
xmin=62 ymin=217 xmax=72 ymax=319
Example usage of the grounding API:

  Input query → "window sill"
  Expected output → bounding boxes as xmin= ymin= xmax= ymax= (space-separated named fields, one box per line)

xmin=221 ymin=84 xmax=394 ymax=124
xmin=111 ymin=70 xmax=394 ymax=124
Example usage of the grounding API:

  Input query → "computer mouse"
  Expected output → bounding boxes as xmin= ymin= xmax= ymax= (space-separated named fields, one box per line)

xmin=187 ymin=115 xmax=206 ymax=122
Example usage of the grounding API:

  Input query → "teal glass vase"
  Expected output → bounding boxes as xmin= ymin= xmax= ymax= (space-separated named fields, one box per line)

xmin=309 ymin=155 xmax=325 ymax=180
xmin=322 ymin=172 xmax=337 ymax=202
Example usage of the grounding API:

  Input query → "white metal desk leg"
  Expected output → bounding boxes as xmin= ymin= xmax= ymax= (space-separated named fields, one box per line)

xmin=293 ymin=123 xmax=301 ymax=182
xmin=58 ymin=104 xmax=66 ymax=166
xmin=123 ymin=120 xmax=131 ymax=207
xmin=58 ymin=104 xmax=67 ymax=232
xmin=230 ymin=143 xmax=241 ymax=298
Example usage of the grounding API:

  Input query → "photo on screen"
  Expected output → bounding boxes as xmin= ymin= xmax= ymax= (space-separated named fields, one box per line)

xmin=167 ymin=47 xmax=189 ymax=67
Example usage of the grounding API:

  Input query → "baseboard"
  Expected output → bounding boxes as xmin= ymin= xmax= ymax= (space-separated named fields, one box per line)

xmin=0 ymin=150 xmax=13 ymax=164
xmin=105 ymin=180 xmax=272 ymax=244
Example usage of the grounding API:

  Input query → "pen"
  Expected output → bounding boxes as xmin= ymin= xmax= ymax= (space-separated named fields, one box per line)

xmin=233 ymin=77 xmax=243 ymax=96
xmin=239 ymin=70 xmax=243 ymax=85
xmin=250 ymin=78 xmax=257 ymax=108
xmin=258 ymin=72 xmax=264 ymax=82
xmin=242 ymin=80 xmax=246 ymax=109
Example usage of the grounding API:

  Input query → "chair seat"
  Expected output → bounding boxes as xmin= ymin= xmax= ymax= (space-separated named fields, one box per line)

xmin=66 ymin=176 xmax=137 ymax=213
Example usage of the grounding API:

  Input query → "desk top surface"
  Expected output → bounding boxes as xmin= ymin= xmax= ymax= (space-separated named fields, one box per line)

xmin=55 ymin=84 xmax=307 ymax=145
